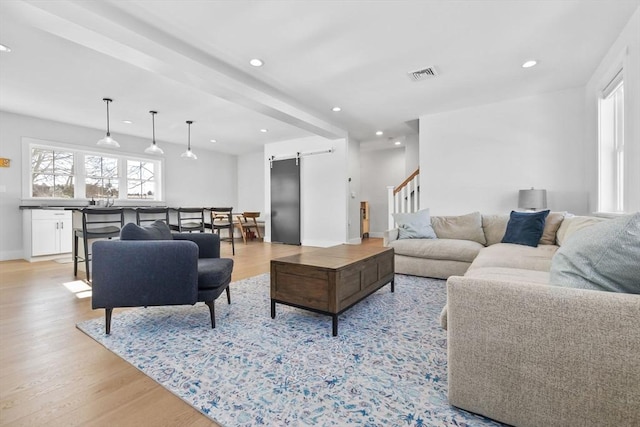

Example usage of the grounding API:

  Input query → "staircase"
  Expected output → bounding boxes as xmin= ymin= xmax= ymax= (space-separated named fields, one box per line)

xmin=387 ymin=168 xmax=420 ymax=230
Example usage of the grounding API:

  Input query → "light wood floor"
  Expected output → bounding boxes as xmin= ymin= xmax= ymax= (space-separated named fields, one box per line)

xmin=0 ymin=238 xmax=382 ymax=426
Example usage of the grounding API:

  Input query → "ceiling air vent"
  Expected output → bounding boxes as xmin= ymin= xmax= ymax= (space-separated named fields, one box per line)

xmin=408 ymin=66 xmax=438 ymax=81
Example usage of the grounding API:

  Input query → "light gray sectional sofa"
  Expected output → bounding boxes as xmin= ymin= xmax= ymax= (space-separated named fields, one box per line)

xmin=383 ymin=211 xmax=640 ymax=427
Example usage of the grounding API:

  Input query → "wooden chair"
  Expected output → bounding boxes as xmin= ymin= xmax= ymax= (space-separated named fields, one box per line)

xmin=73 ymin=207 xmax=124 ymax=283
xmin=136 ymin=207 xmax=170 ymax=225
xmin=210 ymin=207 xmax=235 ymax=255
xmin=169 ymin=207 xmax=205 ymax=233
xmin=236 ymin=212 xmax=261 ymax=244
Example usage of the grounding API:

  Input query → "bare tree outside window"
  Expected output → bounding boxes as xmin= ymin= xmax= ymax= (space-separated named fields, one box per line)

xmin=31 ymin=148 xmax=74 ymax=198
xmin=127 ymin=160 xmax=155 ymax=199
xmin=86 ymin=155 xmax=119 ymax=199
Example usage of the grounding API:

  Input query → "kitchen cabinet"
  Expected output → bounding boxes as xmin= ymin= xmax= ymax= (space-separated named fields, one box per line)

xmin=23 ymin=209 xmax=73 ymax=260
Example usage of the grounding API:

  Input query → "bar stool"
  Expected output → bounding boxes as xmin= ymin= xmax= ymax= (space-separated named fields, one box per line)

xmin=136 ymin=207 xmax=170 ymax=225
xmin=210 ymin=207 xmax=235 ymax=255
xmin=73 ymin=207 xmax=124 ymax=283
xmin=170 ymin=207 xmax=205 ymax=233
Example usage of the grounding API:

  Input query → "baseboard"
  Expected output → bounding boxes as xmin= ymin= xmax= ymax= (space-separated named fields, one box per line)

xmin=347 ymin=237 xmax=362 ymax=245
xmin=0 ymin=250 xmax=26 ymax=261
xmin=301 ymin=239 xmax=345 ymax=248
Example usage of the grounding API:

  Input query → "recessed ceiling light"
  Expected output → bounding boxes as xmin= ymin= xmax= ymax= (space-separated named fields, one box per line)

xmin=0 ymin=44 xmax=11 ymax=52
xmin=260 ymin=128 xmax=268 ymax=133
xmin=122 ymin=120 xmax=133 ymax=124
xmin=522 ymin=60 xmax=538 ymax=68
xmin=332 ymin=106 xmax=341 ymax=112
xmin=376 ymin=131 xmax=383 ymax=136
xmin=250 ymin=58 xmax=264 ymax=67
xmin=394 ymin=141 xmax=402 ymax=146
xmin=210 ymin=139 xmax=217 ymax=143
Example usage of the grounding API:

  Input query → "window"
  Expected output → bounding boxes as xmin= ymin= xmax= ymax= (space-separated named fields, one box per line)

xmin=24 ymin=138 xmax=163 ymax=201
xmin=598 ymin=70 xmax=624 ymax=213
xmin=86 ymin=155 xmax=119 ymax=199
xmin=127 ymin=160 xmax=156 ymax=199
xmin=31 ymin=148 xmax=75 ymax=198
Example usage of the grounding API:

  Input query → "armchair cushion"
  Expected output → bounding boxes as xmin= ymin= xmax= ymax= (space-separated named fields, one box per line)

xmin=120 ymin=220 xmax=173 ymax=240
xmin=198 ymin=258 xmax=234 ymax=289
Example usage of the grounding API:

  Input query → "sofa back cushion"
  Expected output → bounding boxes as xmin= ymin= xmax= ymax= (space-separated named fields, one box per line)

xmin=550 ymin=212 xmax=640 ymax=294
xmin=431 ymin=212 xmax=486 ymax=245
xmin=538 ymin=211 xmax=566 ymax=245
xmin=482 ymin=214 xmax=509 ymax=246
xmin=556 ymin=215 xmax=608 ymax=246
xmin=392 ymin=209 xmax=437 ymax=239
xmin=120 ymin=220 xmax=173 ymax=240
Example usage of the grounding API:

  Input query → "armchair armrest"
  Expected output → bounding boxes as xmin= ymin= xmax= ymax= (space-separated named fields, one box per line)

xmin=92 ymin=240 xmax=199 ymax=309
xmin=447 ymin=276 xmax=640 ymax=427
xmin=383 ymin=228 xmax=399 ymax=246
xmin=173 ymin=232 xmax=220 ymax=258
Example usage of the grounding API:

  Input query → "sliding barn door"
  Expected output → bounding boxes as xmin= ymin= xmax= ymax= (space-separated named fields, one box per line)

xmin=270 ymin=158 xmax=301 ymax=245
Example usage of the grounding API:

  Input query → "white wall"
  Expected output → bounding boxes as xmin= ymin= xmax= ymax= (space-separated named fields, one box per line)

xmin=264 ymin=136 xmax=349 ymax=247
xmin=419 ymin=86 xmax=587 ymax=216
xmin=360 ymin=147 xmax=406 ymax=236
xmin=0 ymin=111 xmax=236 ymax=260
xmin=404 ymin=134 xmax=419 ymax=176
xmin=237 ymin=149 xmax=265 ymax=214
xmin=347 ymin=137 xmax=362 ymax=243
xmin=585 ymin=8 xmax=640 ymax=214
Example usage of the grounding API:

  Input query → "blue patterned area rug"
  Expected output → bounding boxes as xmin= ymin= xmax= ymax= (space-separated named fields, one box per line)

xmin=77 ymin=274 xmax=503 ymax=427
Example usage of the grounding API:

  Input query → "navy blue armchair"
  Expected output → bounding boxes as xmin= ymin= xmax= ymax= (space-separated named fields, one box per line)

xmin=91 ymin=221 xmax=234 ymax=334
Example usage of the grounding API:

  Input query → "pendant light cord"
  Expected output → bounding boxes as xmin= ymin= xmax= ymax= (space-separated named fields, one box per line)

xmin=104 ymin=98 xmax=112 ymax=136
xmin=151 ymin=111 xmax=156 ymax=144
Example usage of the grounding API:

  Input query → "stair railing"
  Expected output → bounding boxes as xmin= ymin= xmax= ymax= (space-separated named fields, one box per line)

xmin=387 ymin=168 xmax=420 ymax=230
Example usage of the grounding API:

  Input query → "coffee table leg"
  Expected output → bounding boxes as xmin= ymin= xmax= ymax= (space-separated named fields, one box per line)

xmin=391 ymin=279 xmax=395 ymax=293
xmin=271 ymin=300 xmax=276 ymax=318
xmin=332 ymin=315 xmax=338 ymax=337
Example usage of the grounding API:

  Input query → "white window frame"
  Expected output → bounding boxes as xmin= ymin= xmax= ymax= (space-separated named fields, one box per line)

xmin=597 ymin=68 xmax=625 ymax=214
xmin=22 ymin=137 xmax=165 ymax=203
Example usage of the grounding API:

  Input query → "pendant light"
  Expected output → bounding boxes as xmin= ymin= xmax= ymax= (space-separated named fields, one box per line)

xmin=181 ymin=120 xmax=197 ymax=160
xmin=97 ymin=98 xmax=120 ymax=148
xmin=144 ymin=110 xmax=164 ymax=155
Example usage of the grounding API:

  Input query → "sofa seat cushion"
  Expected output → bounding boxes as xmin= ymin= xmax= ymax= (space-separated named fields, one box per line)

xmin=464 ymin=266 xmax=551 ymax=285
xmin=389 ymin=238 xmax=483 ymax=263
xmin=197 ymin=258 xmax=234 ymax=289
xmin=468 ymin=243 xmax=558 ymax=272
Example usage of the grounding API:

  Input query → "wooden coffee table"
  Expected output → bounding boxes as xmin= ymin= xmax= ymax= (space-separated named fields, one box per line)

xmin=270 ymin=245 xmax=395 ymax=336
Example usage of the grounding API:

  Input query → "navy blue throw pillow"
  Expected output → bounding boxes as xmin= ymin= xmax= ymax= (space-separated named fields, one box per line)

xmin=501 ymin=210 xmax=550 ymax=247
xmin=120 ymin=220 xmax=173 ymax=240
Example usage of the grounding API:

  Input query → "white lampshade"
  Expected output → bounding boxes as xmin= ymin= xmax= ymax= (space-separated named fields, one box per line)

xmin=144 ymin=143 xmax=164 ymax=155
xmin=518 ymin=188 xmax=547 ymax=210
xmin=97 ymin=135 xmax=120 ymax=147
xmin=180 ymin=148 xmax=197 ymax=160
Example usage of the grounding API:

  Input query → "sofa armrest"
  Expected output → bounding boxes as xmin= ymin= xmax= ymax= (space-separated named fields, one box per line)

xmin=173 ymin=232 xmax=220 ymax=258
xmin=383 ymin=228 xmax=399 ymax=246
xmin=447 ymin=276 xmax=640 ymax=427
xmin=92 ymin=240 xmax=199 ymax=309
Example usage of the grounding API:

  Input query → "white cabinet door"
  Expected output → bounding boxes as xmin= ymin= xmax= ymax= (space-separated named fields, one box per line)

xmin=59 ymin=217 xmax=73 ymax=254
xmin=32 ymin=219 xmax=58 ymax=256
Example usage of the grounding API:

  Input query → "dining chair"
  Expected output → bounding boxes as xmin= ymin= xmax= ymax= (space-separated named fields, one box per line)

xmin=210 ymin=207 xmax=235 ymax=255
xmin=73 ymin=207 xmax=124 ymax=283
xmin=136 ymin=207 xmax=170 ymax=226
xmin=170 ymin=207 xmax=205 ymax=233
xmin=236 ymin=211 xmax=261 ymax=244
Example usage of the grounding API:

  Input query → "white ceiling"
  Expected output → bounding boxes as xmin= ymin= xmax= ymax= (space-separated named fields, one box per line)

xmin=0 ymin=0 xmax=638 ymax=155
